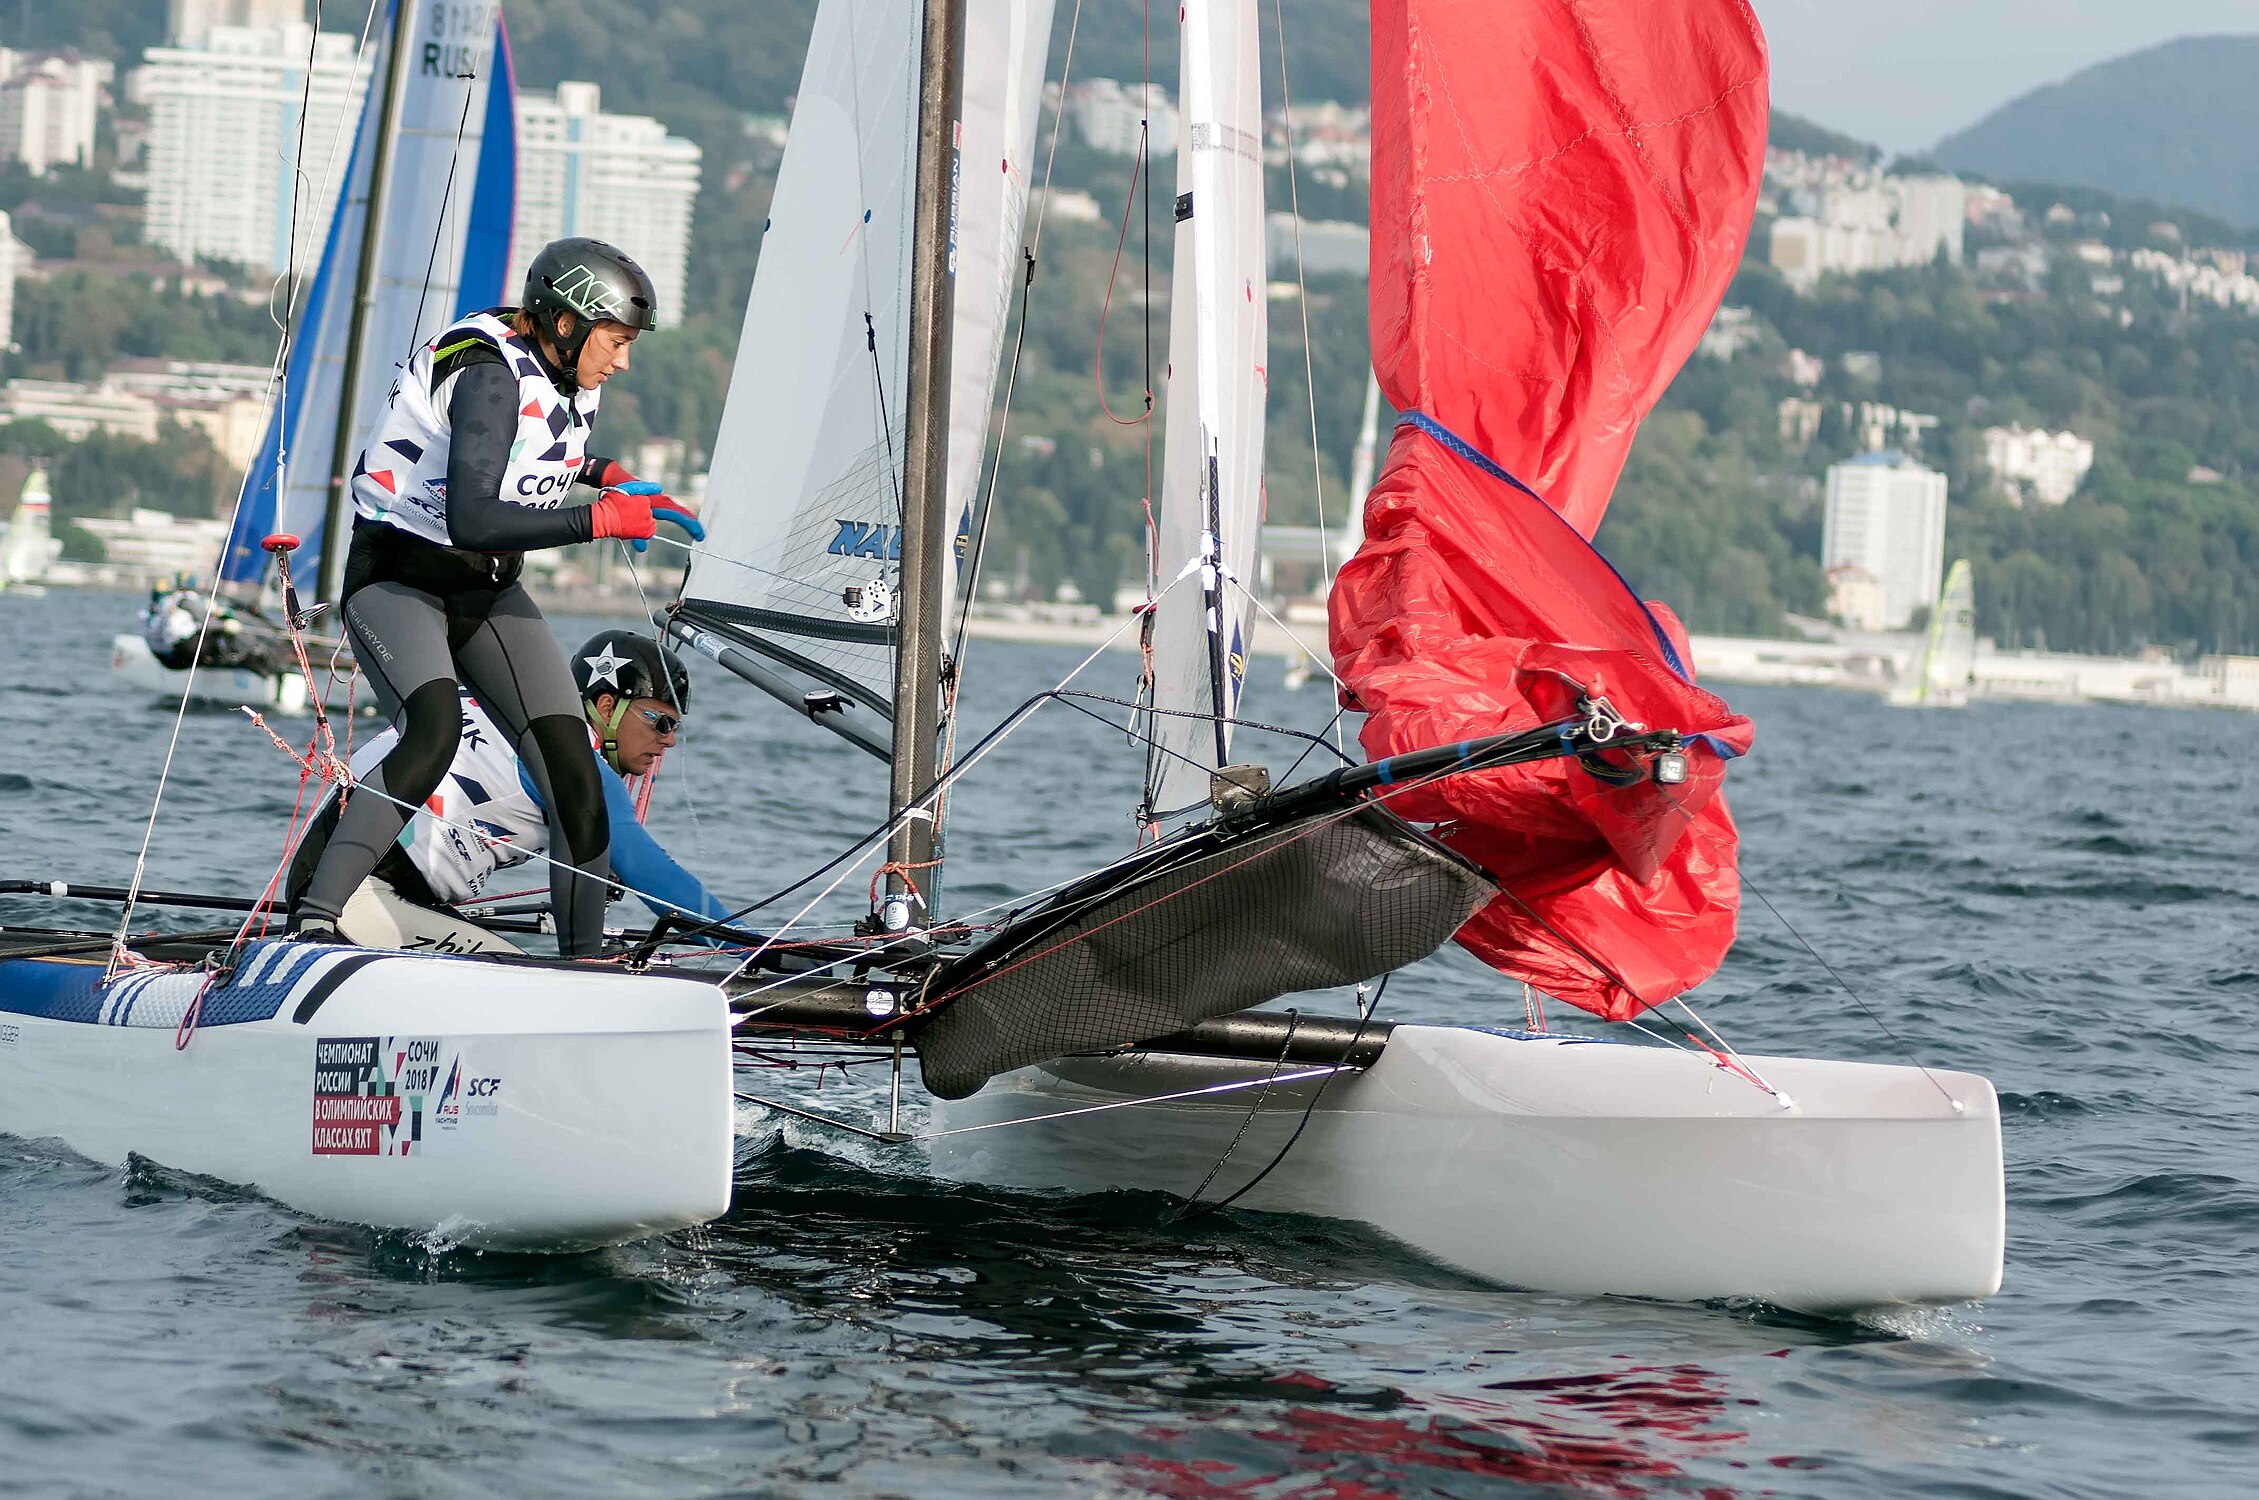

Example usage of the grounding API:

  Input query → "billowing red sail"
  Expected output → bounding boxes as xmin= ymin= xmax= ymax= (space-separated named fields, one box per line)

xmin=1332 ymin=0 xmax=1768 ymax=1020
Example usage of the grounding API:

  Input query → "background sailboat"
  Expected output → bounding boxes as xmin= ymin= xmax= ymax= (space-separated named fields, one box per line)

xmin=1889 ymin=558 xmax=1978 ymax=708
xmin=111 ymin=0 xmax=519 ymax=712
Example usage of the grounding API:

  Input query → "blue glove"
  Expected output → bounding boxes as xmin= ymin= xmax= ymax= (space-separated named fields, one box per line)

xmin=652 ymin=505 xmax=706 ymax=543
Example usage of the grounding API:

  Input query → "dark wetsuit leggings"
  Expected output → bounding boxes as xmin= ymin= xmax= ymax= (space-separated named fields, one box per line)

xmin=295 ymin=578 xmax=613 ymax=955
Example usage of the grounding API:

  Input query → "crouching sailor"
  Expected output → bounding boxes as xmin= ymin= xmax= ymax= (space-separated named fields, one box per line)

xmin=288 ymin=632 xmax=735 ymax=954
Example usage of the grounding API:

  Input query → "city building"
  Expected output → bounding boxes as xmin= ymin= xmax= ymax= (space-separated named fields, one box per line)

xmin=0 ymin=51 xmax=111 ymax=176
xmin=1064 ymin=80 xmax=1177 ymax=158
xmin=0 ymin=210 xmax=28 ymax=350
xmin=166 ymin=0 xmax=307 ymax=48
xmin=1265 ymin=213 xmax=1367 ymax=278
xmin=1824 ymin=563 xmax=1889 ymax=633
xmin=509 ymin=81 xmax=703 ymax=324
xmin=73 ymin=508 xmax=232 ymax=584
xmin=0 ymin=360 xmax=271 ymax=470
xmin=1777 ymin=396 xmax=1822 ymax=448
xmin=1983 ymin=424 xmax=2094 ymax=506
xmin=1765 ymin=152 xmax=1968 ymax=292
xmin=1821 ymin=450 xmax=1947 ymax=630
xmin=134 ymin=21 xmax=372 ymax=277
xmin=1697 ymin=305 xmax=1760 ymax=361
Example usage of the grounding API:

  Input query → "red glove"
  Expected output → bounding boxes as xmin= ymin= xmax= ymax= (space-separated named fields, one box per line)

xmin=589 ymin=481 xmax=663 ymax=541
xmin=590 ymin=458 xmax=639 ymax=490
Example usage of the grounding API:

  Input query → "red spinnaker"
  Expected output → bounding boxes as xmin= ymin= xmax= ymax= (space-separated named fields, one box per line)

xmin=1333 ymin=0 xmax=1769 ymax=1020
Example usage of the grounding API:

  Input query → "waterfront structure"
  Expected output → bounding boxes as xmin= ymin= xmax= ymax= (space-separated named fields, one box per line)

xmin=1822 ymin=450 xmax=1947 ymax=630
xmin=0 ymin=360 xmax=270 ymax=469
xmin=1265 ymin=213 xmax=1367 ymax=278
xmin=508 ymin=82 xmax=702 ymax=326
xmin=1064 ymin=79 xmax=1178 ymax=157
xmin=134 ymin=21 xmax=372 ymax=276
xmin=1983 ymin=424 xmax=2094 ymax=506
xmin=0 ymin=51 xmax=111 ymax=176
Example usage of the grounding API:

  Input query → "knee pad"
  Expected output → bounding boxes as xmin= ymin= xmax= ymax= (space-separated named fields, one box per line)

xmin=524 ymin=713 xmax=608 ymax=864
xmin=382 ymin=680 xmax=465 ymax=805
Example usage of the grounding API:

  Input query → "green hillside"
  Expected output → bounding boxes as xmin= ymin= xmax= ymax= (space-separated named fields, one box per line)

xmin=1935 ymin=35 xmax=2259 ymax=230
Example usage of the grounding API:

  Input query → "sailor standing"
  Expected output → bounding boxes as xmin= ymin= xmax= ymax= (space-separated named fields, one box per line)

xmin=289 ymin=238 xmax=702 ymax=954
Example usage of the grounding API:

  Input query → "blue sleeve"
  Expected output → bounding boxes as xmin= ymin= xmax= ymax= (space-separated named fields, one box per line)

xmin=597 ymin=761 xmax=737 ymax=939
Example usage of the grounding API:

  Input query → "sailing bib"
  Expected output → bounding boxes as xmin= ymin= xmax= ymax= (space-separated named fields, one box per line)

xmin=351 ymin=690 xmax=547 ymax=905
xmin=348 ymin=309 xmax=603 ymax=548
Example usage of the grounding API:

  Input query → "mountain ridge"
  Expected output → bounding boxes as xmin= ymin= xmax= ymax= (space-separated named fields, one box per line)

xmin=1934 ymin=34 xmax=2259 ymax=229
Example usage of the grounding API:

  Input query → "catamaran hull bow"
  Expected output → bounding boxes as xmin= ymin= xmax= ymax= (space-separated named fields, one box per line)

xmin=0 ymin=942 xmax=735 ymax=1249
xmin=927 ymin=1023 xmax=2004 ymax=1311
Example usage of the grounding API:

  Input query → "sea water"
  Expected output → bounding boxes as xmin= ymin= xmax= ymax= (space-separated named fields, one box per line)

xmin=1 ymin=587 xmax=2252 ymax=1498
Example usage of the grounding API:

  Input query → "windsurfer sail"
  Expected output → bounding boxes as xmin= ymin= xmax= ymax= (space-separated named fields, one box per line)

xmin=1330 ymin=0 xmax=1770 ymax=1020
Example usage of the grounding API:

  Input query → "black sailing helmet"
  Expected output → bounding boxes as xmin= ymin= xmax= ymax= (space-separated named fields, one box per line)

xmin=522 ymin=237 xmax=659 ymax=381
xmin=575 ymin=631 xmax=691 ymax=773
xmin=574 ymin=631 xmax=690 ymax=713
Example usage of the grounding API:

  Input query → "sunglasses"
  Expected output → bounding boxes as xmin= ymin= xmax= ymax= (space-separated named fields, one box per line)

xmin=637 ymin=707 xmax=680 ymax=737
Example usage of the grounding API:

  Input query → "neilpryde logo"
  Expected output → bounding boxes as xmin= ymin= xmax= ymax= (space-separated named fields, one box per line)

xmin=828 ymin=519 xmax=902 ymax=560
xmin=550 ymin=264 xmax=625 ymax=322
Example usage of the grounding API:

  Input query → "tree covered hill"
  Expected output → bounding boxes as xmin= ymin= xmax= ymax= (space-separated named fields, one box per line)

xmin=1935 ymin=35 xmax=2259 ymax=231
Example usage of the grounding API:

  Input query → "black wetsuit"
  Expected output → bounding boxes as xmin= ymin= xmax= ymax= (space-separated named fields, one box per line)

xmin=293 ymin=323 xmax=620 ymax=955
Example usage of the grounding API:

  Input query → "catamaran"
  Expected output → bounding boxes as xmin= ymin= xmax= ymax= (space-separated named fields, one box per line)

xmin=108 ymin=0 xmax=520 ymax=716
xmin=1888 ymin=558 xmax=1978 ymax=708
xmin=2 ymin=0 xmax=2001 ymax=1310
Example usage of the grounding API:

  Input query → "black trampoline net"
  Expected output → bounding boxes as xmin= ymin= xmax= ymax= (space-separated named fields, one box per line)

xmin=911 ymin=803 xmax=1496 ymax=1100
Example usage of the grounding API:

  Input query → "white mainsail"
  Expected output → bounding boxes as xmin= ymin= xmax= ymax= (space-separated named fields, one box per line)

xmin=682 ymin=0 xmax=1050 ymax=740
xmin=947 ymin=0 xmax=1057 ymax=611
xmin=1144 ymin=0 xmax=1268 ymax=818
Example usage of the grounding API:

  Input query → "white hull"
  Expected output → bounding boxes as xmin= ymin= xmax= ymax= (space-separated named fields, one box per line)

xmin=110 ymin=632 xmax=314 ymax=716
xmin=0 ymin=943 xmax=735 ymax=1249
xmin=929 ymin=1024 xmax=2004 ymax=1311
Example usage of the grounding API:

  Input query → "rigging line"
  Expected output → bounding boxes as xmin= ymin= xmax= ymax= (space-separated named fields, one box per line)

xmin=1055 ymin=688 xmax=1353 ymax=765
xmin=1265 ymin=0 xmax=1337 ymax=620
xmin=619 ymin=541 xmax=712 ymax=867
xmin=1276 ymin=705 xmax=1348 ymax=786
xmin=914 ymin=1065 xmax=1343 ymax=1141
xmin=1226 ymin=573 xmax=1341 ymax=694
xmin=1171 ymin=1007 xmax=1302 ymax=1220
xmin=1739 ymin=873 xmax=1962 ymax=1110
xmin=1176 ymin=975 xmax=1390 ymax=1222
xmin=110 ymin=0 xmax=382 ymax=972
xmin=1667 ymin=994 xmax=1788 ymax=1105
xmin=400 ymin=58 xmax=483 ymax=366
xmin=1092 ymin=141 xmax=1152 ymax=427
xmin=658 ymin=598 xmax=1174 ymax=940
xmin=944 ymin=0 xmax=1090 ymax=676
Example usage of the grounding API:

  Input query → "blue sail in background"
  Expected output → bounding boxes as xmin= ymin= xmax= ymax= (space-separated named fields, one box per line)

xmin=222 ymin=1 xmax=517 ymax=597
xmin=456 ymin=14 xmax=516 ymax=317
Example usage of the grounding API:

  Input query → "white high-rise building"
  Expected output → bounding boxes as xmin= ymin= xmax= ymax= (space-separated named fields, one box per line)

xmin=0 ymin=51 xmax=112 ymax=176
xmin=1822 ymin=451 xmax=1948 ymax=630
xmin=0 ymin=211 xmax=27 ymax=351
xmin=167 ymin=0 xmax=307 ymax=49
xmin=509 ymin=82 xmax=703 ymax=322
xmin=1983 ymin=425 xmax=2094 ymax=507
xmin=134 ymin=22 xmax=371 ymax=277
xmin=1065 ymin=79 xmax=1178 ymax=157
